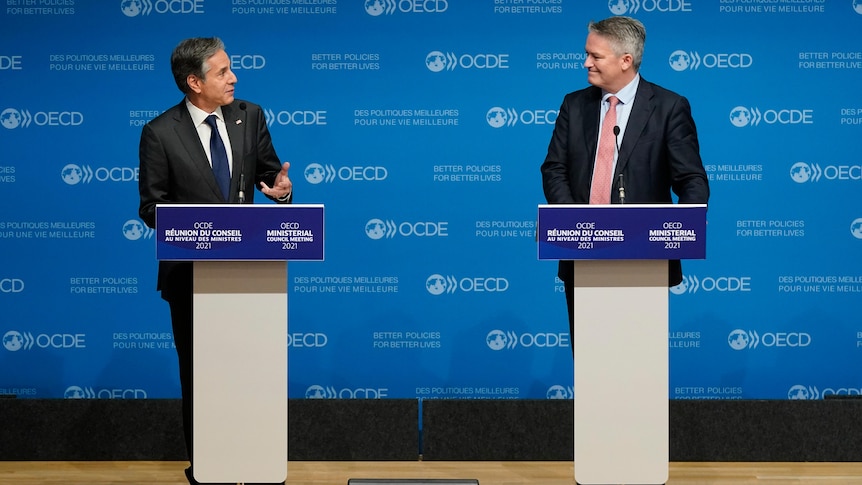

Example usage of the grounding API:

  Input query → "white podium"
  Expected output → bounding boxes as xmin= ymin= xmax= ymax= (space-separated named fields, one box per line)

xmin=156 ymin=204 xmax=325 ymax=484
xmin=538 ymin=204 xmax=706 ymax=485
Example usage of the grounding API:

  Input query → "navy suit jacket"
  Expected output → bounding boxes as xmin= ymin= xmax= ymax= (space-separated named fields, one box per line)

xmin=541 ymin=78 xmax=709 ymax=286
xmin=138 ymin=99 xmax=287 ymax=295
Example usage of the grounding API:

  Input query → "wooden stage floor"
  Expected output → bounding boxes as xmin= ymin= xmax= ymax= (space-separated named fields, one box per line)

xmin=2 ymin=461 xmax=862 ymax=484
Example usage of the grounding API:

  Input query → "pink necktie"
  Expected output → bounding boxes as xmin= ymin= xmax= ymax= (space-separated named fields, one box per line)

xmin=589 ymin=96 xmax=619 ymax=205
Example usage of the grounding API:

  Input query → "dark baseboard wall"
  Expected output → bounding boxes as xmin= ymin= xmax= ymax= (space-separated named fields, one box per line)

xmin=2 ymin=399 xmax=861 ymax=462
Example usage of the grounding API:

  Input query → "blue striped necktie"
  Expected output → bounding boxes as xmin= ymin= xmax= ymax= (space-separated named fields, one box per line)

xmin=205 ymin=114 xmax=230 ymax=199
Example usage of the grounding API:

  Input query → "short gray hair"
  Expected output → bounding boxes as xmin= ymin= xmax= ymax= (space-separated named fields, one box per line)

xmin=588 ymin=17 xmax=645 ymax=71
xmin=170 ymin=37 xmax=225 ymax=94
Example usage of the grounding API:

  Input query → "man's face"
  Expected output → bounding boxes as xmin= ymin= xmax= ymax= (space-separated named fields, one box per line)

xmin=584 ymin=32 xmax=630 ymax=93
xmin=190 ymin=49 xmax=236 ymax=111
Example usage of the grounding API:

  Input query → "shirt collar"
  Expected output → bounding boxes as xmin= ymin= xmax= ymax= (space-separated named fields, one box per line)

xmin=604 ymin=73 xmax=640 ymax=106
xmin=185 ymin=98 xmax=225 ymax=127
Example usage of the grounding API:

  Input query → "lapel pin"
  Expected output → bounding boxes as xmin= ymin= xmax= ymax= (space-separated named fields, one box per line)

xmin=235 ymin=119 xmax=242 ymax=125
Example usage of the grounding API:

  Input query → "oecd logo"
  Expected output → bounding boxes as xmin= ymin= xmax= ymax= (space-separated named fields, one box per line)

xmin=487 ymin=107 xmax=513 ymax=128
xmin=426 ymin=274 xmax=509 ymax=295
xmin=426 ymin=51 xmax=453 ymax=72
xmin=306 ymin=384 xmax=387 ymax=398
xmin=547 ymin=385 xmax=574 ymax=399
xmin=303 ymin=163 xmax=386 ymax=183
xmin=64 ymin=386 xmax=96 ymax=399
xmin=264 ymin=108 xmax=327 ymax=126
xmin=609 ymin=0 xmax=691 ymax=14
xmin=486 ymin=329 xmax=569 ymax=350
xmin=486 ymin=107 xmax=557 ymax=128
xmin=305 ymin=385 xmax=337 ymax=398
xmin=426 ymin=51 xmax=509 ymax=72
xmin=728 ymin=329 xmax=811 ymax=350
xmin=304 ymin=163 xmax=336 ymax=184
xmin=426 ymin=274 xmax=457 ymax=295
xmin=121 ymin=0 xmax=204 ymax=16
xmin=365 ymin=0 xmax=448 ymax=15
xmin=669 ymin=50 xmax=752 ymax=71
xmin=851 ymin=218 xmax=862 ymax=239
xmin=787 ymin=385 xmax=819 ymax=400
xmin=61 ymin=164 xmax=92 ymax=185
xmin=730 ymin=105 xmax=813 ymax=127
xmin=1 ymin=107 xmax=81 ymax=128
xmin=0 ymin=108 xmax=31 ymax=129
xmin=2 ymin=331 xmax=33 ymax=351
xmin=669 ymin=50 xmax=696 ymax=71
xmin=122 ymin=219 xmax=153 ymax=241
xmin=365 ymin=219 xmax=396 ymax=239
xmin=789 ymin=162 xmax=822 ymax=183
xmin=855 ymin=0 xmax=862 ymax=15
xmin=121 ymin=0 xmax=152 ymax=16
xmin=727 ymin=329 xmax=758 ymax=350
xmin=366 ymin=219 xmax=448 ymax=239
xmin=486 ymin=330 xmax=516 ymax=350
xmin=729 ymin=106 xmax=761 ymax=127
xmin=2 ymin=331 xmax=85 ymax=351
xmin=670 ymin=275 xmax=751 ymax=294
xmin=65 ymin=385 xmax=147 ymax=399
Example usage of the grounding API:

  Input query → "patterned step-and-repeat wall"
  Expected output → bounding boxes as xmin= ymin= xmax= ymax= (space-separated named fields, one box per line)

xmin=1 ymin=1 xmax=860 ymax=403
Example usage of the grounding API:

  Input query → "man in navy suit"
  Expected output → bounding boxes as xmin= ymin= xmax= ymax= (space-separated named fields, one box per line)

xmin=138 ymin=37 xmax=291 ymax=485
xmin=540 ymin=16 xmax=709 ymax=341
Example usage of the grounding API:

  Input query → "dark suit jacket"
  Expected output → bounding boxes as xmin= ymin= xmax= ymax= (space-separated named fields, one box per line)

xmin=540 ymin=78 xmax=709 ymax=286
xmin=138 ymin=99 xmax=287 ymax=296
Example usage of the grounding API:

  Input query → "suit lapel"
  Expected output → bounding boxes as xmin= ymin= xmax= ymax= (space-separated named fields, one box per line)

xmin=582 ymin=87 xmax=602 ymax=174
xmin=172 ymin=102 xmax=224 ymax=199
xmin=616 ymin=80 xmax=654 ymax=174
xmin=223 ymin=102 xmax=246 ymax=202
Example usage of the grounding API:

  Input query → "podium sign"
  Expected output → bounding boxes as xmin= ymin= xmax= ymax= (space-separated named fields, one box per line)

xmin=538 ymin=203 xmax=706 ymax=261
xmin=156 ymin=203 xmax=324 ymax=261
xmin=155 ymin=203 xmax=324 ymax=484
xmin=537 ymin=203 xmax=706 ymax=485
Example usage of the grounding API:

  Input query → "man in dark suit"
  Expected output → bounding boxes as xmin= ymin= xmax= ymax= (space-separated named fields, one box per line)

xmin=138 ymin=37 xmax=291 ymax=485
xmin=540 ymin=16 xmax=709 ymax=341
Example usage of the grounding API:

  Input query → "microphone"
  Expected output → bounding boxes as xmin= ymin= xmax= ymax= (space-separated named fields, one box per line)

xmin=237 ymin=102 xmax=247 ymax=203
xmin=613 ymin=126 xmax=625 ymax=204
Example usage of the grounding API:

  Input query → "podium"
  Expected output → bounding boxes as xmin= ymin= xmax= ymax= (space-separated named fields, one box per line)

xmin=156 ymin=203 xmax=324 ymax=484
xmin=537 ymin=204 xmax=706 ymax=485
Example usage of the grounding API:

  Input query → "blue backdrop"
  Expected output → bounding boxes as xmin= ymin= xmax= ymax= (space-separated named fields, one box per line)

xmin=1 ymin=0 xmax=861 ymax=403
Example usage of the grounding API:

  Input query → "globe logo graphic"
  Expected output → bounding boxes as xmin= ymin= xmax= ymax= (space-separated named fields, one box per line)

xmin=669 ymin=50 xmax=691 ymax=71
xmin=851 ymin=218 xmax=862 ymax=239
xmin=788 ymin=385 xmax=812 ymax=400
xmin=365 ymin=219 xmax=387 ymax=240
xmin=65 ymin=386 xmax=86 ymax=399
xmin=486 ymin=330 xmax=508 ymax=351
xmin=120 ymin=0 xmax=142 ymax=17
xmin=425 ymin=274 xmax=448 ymax=295
xmin=669 ymin=278 xmax=688 ymax=295
xmin=729 ymin=106 xmax=752 ymax=127
xmin=608 ymin=0 xmax=629 ymax=15
xmin=123 ymin=220 xmax=144 ymax=240
xmin=486 ymin=107 xmax=508 ymax=128
xmin=305 ymin=385 xmax=328 ymax=399
xmin=727 ymin=329 xmax=750 ymax=350
xmin=61 ymin=164 xmax=83 ymax=185
xmin=854 ymin=0 xmax=862 ymax=14
xmin=547 ymin=385 xmax=569 ymax=399
xmin=789 ymin=162 xmax=812 ymax=183
xmin=365 ymin=0 xmax=386 ymax=16
xmin=426 ymin=51 xmax=447 ymax=72
xmin=2 ymin=331 xmax=24 ymax=351
xmin=304 ymin=163 xmax=325 ymax=184
xmin=1 ymin=108 xmax=22 ymax=129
